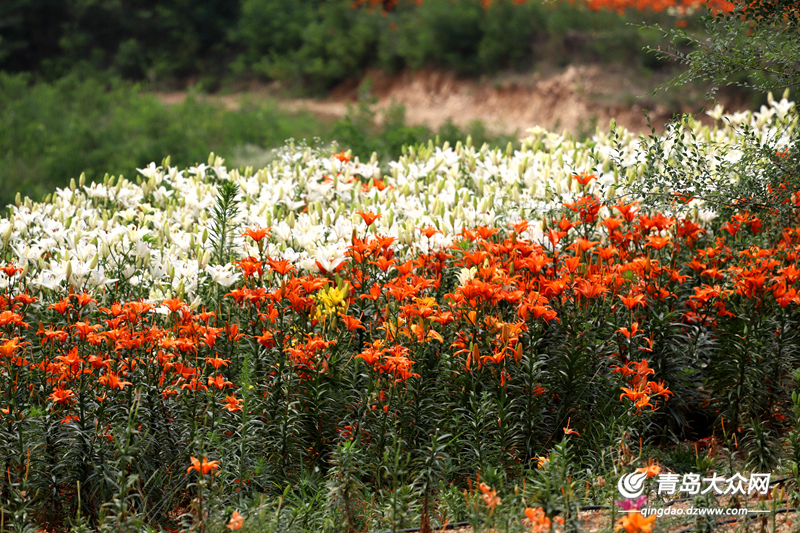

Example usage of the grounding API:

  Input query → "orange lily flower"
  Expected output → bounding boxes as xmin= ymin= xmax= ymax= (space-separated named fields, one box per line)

xmin=571 ymin=237 xmax=601 ymax=253
xmin=206 ymin=356 xmax=230 ymax=370
xmin=572 ymin=172 xmax=596 ymax=186
xmin=0 ymin=263 xmax=22 ymax=277
xmin=620 ymin=386 xmax=648 ymax=403
xmin=573 ymin=279 xmax=608 ymax=299
xmin=73 ymin=292 xmax=97 ymax=307
xmin=618 ymin=322 xmax=639 ymax=338
xmin=47 ymin=298 xmax=71 ymax=315
xmin=49 ymin=386 xmax=75 ymax=406
xmin=222 ymin=395 xmax=244 ymax=413
xmin=162 ymin=297 xmax=185 ymax=313
xmin=267 ymin=258 xmax=295 ymax=275
xmin=356 ymin=210 xmax=381 ymax=227
xmin=208 ymin=374 xmax=233 ymax=390
xmin=339 ymin=313 xmax=366 ymax=332
xmin=187 ymin=456 xmax=220 ymax=475
xmin=645 ymin=235 xmax=672 ymax=250
xmin=241 ymin=226 xmax=270 ymax=242
xmin=601 ymin=216 xmax=624 ymax=233
xmin=646 ymin=380 xmax=673 ymax=399
xmin=616 ymin=511 xmax=655 ymax=533
xmin=619 ymin=294 xmax=645 ymax=309
xmin=0 ymin=337 xmax=29 ymax=358
xmin=100 ymin=371 xmax=132 ymax=390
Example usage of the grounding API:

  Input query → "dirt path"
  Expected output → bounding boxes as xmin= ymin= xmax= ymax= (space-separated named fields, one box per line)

xmin=154 ymin=65 xmax=743 ymax=137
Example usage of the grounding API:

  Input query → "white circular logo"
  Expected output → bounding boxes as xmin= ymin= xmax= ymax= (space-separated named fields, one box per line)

xmin=618 ymin=472 xmax=648 ymax=499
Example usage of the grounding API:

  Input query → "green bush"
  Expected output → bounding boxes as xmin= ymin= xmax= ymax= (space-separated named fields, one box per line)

xmin=2 ymin=0 xmax=710 ymax=90
xmin=0 ymin=72 xmax=520 ymax=209
xmin=0 ymin=73 xmax=325 ymax=208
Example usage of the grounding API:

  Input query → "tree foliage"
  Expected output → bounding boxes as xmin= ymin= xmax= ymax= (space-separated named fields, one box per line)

xmin=1 ymin=0 xmax=689 ymax=89
xmin=636 ymin=0 xmax=800 ymax=228
xmin=653 ymin=0 xmax=800 ymax=96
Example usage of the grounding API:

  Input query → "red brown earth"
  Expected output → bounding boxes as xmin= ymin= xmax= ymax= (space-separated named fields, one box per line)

xmin=155 ymin=65 xmax=752 ymax=137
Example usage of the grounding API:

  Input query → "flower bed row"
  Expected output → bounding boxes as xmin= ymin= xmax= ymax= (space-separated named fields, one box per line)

xmin=1 ymin=96 xmax=794 ymax=304
xmin=0 ymin=97 xmax=798 ymax=531
xmin=3 ymin=184 xmax=800 ymax=529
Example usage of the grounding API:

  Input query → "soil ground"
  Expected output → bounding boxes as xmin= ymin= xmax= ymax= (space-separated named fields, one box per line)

xmin=439 ymin=503 xmax=795 ymax=533
xmin=154 ymin=65 xmax=754 ymax=138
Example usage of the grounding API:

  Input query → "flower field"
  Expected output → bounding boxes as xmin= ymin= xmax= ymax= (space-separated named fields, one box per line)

xmin=1 ymin=95 xmax=799 ymax=532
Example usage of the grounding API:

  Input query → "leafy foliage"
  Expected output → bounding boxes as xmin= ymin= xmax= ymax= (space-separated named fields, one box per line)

xmin=653 ymin=0 xmax=800 ymax=97
xmin=2 ymin=0 xmax=707 ymax=88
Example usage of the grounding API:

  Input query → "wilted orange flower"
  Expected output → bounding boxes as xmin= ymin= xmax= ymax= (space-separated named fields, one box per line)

xmin=524 ymin=506 xmax=552 ymax=532
xmin=227 ymin=510 xmax=244 ymax=530
xmin=479 ymin=482 xmax=501 ymax=509
xmin=637 ymin=459 xmax=661 ymax=478
xmin=563 ymin=417 xmax=580 ymax=437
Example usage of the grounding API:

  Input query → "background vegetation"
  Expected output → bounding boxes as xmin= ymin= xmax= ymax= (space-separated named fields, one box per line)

xmin=1 ymin=0 xmax=800 ymax=531
xmin=0 ymin=0 xmax=753 ymax=209
xmin=0 ymin=72 xmax=518 ymax=209
xmin=1 ymin=0 xmax=690 ymax=90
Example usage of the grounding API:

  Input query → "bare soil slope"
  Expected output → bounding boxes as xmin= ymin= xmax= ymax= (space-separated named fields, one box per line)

xmin=156 ymin=65 xmax=747 ymax=137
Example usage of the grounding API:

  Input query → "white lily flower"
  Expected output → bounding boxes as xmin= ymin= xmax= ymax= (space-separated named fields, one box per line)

xmin=204 ymin=264 xmax=241 ymax=288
